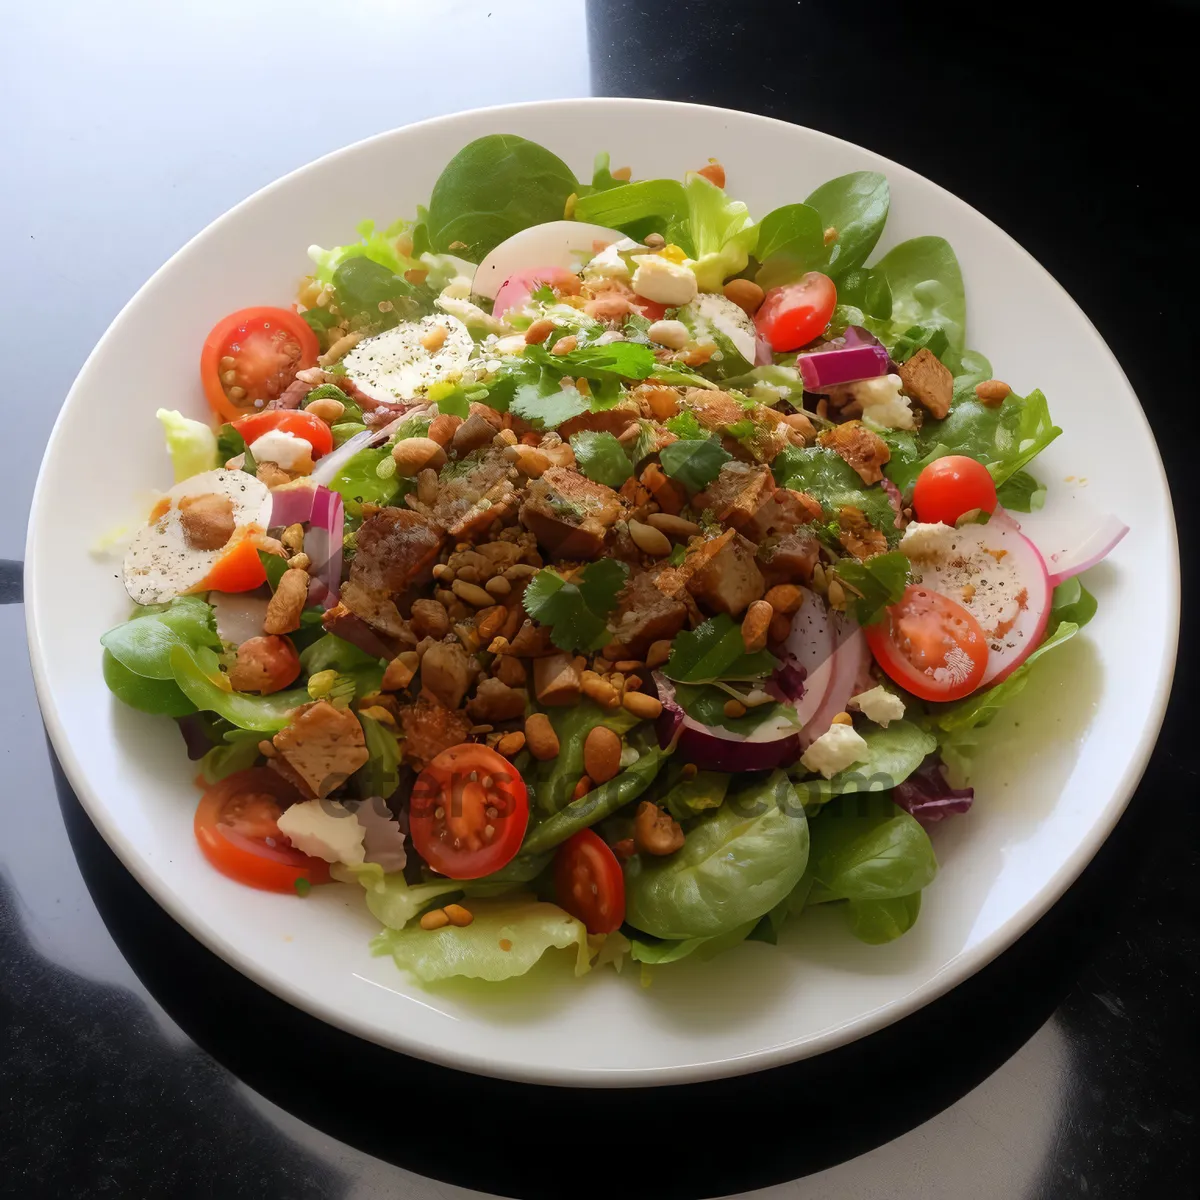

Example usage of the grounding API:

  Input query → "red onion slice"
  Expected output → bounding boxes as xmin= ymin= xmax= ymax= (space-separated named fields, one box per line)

xmin=797 ymin=343 xmax=892 ymax=391
xmin=305 ymin=486 xmax=345 ymax=609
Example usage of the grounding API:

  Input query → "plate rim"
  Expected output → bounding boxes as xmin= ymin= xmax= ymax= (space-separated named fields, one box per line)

xmin=25 ymin=96 xmax=1181 ymax=1087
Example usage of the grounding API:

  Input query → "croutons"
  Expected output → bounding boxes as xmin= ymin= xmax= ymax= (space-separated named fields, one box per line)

xmin=269 ymin=701 xmax=370 ymax=798
xmin=898 ymin=348 xmax=953 ymax=420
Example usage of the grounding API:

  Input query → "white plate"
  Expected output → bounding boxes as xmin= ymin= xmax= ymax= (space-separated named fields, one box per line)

xmin=26 ymin=99 xmax=1178 ymax=1086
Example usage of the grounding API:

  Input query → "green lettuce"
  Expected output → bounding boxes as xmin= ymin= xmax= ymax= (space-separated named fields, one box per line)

xmin=792 ymin=719 xmax=937 ymax=809
xmin=681 ymin=173 xmax=758 ymax=291
xmin=772 ymin=445 xmax=899 ymax=540
xmin=157 ymin=409 xmax=218 ymax=482
xmin=334 ymin=862 xmax=460 ymax=930
xmin=169 ymin=645 xmax=308 ymax=731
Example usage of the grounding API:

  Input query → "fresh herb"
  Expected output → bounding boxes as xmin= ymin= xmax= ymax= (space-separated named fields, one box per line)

xmin=664 ymin=410 xmax=707 ymax=439
xmin=889 ymin=323 xmax=950 ymax=365
xmin=834 ymin=551 xmax=910 ymax=625
xmin=509 ymin=371 xmax=593 ymax=430
xmin=530 ymin=282 xmax=556 ymax=305
xmin=216 ymin=423 xmax=246 ymax=463
xmin=663 ymin=614 xmax=777 ymax=683
xmin=569 ymin=431 xmax=633 ymax=488
xmin=773 ymin=445 xmax=899 ymax=540
xmin=673 ymin=681 xmax=799 ymax=736
xmin=648 ymin=362 xmax=718 ymax=388
xmin=355 ymin=714 xmax=402 ymax=800
xmin=659 ymin=438 xmax=731 ymax=491
xmin=525 ymin=339 xmax=656 ymax=381
xmin=522 ymin=560 xmax=630 ymax=653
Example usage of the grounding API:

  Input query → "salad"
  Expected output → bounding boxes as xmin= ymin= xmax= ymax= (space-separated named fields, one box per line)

xmin=101 ymin=134 xmax=1127 ymax=985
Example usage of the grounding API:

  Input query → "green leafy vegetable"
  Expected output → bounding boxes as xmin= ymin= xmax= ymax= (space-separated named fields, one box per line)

xmin=569 ymin=431 xmax=634 ymax=488
xmin=572 ymin=178 xmax=688 ymax=241
xmin=995 ymin=469 xmax=1046 ymax=513
xmin=682 ymin=173 xmax=758 ymax=291
xmin=753 ymin=202 xmax=825 ymax=291
xmin=649 ymin=362 xmax=717 ymax=389
xmin=102 ymin=651 xmax=195 ymax=717
xmin=329 ymin=256 xmax=429 ymax=331
xmin=156 ymin=409 xmax=218 ymax=482
xmin=424 ymin=135 xmax=579 ymax=262
xmin=659 ymin=438 xmax=731 ymax=491
xmin=335 ymin=862 xmax=461 ymax=930
xmin=673 ymin=682 xmax=798 ymax=736
xmin=1050 ymin=578 xmax=1098 ymax=629
xmin=792 ymin=720 xmax=936 ymax=809
xmin=372 ymin=895 xmax=592 ymax=982
xmin=100 ymin=596 xmax=219 ymax=679
xmin=258 ymin=550 xmax=288 ymax=592
xmin=509 ymin=370 xmax=593 ymax=431
xmin=663 ymin=614 xmax=777 ymax=683
xmin=772 ymin=446 xmax=899 ymax=540
xmin=628 ymin=918 xmax=758 ymax=967
xmin=835 ymin=268 xmax=893 ymax=320
xmin=663 ymin=769 xmax=729 ymax=822
xmin=324 ymin=445 xmax=400 ymax=515
xmin=300 ymin=633 xmax=381 ymax=674
xmin=664 ymin=410 xmax=708 ymax=439
xmin=805 ymin=171 xmax=890 ymax=277
xmin=169 ymin=645 xmax=308 ymax=731
xmin=355 ymin=714 xmax=402 ymax=799
xmin=834 ymin=551 xmax=911 ymax=625
xmin=522 ymin=560 xmax=629 ymax=653
xmin=847 ymin=892 xmax=922 ymax=944
xmin=526 ymin=340 xmax=656 ymax=381
xmin=872 ymin=237 xmax=966 ymax=372
xmin=532 ymin=701 xmax=640 ymax=814
xmin=200 ymin=729 xmax=264 ymax=784
xmin=309 ymin=217 xmax=419 ymax=290
xmin=624 ymin=771 xmax=810 ymax=939
xmin=807 ymin=794 xmax=937 ymax=903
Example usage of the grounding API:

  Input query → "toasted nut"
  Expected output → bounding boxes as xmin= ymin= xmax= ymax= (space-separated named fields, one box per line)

xmin=625 ymin=674 xmax=643 ymax=691
xmin=831 ymin=711 xmax=853 ymax=726
xmin=494 ymin=428 xmax=519 ymax=447
xmin=629 ymin=519 xmax=672 ymax=557
xmin=503 ymin=562 xmax=538 ymax=581
xmin=635 ymin=800 xmax=684 ymax=855
xmin=723 ymin=698 xmax=747 ymax=719
xmin=481 ymin=575 xmax=510 ymax=598
xmin=475 ymin=605 xmax=508 ymax=641
xmin=542 ymin=442 xmax=576 ymax=469
xmin=769 ymin=613 xmax=792 ymax=643
xmin=452 ymin=579 xmax=494 ymax=608
xmin=410 ymin=599 xmax=451 ymax=639
xmin=524 ymin=318 xmax=554 ymax=344
xmin=550 ymin=335 xmax=578 ymax=356
xmin=454 ymin=565 xmax=481 ymax=583
xmin=417 ymin=467 xmax=439 ymax=506
xmin=392 ymin=436 xmax=446 ymax=477
xmin=305 ymin=396 xmax=345 ymax=423
xmin=281 ymin=523 xmax=305 ymax=553
xmin=264 ymin=569 xmax=309 ymax=635
xmin=421 ymin=325 xmax=448 ymax=352
xmin=975 ymin=379 xmax=1011 ymax=406
xmin=826 ymin=578 xmax=846 ymax=610
xmin=646 ymin=639 xmax=672 ymax=668
xmin=289 ymin=552 xmax=311 ymax=572
xmin=723 ymin=278 xmax=765 ymax=316
xmin=764 ymin=584 xmax=804 ymax=615
xmin=381 ymin=650 xmax=420 ymax=691
xmin=617 ymin=421 xmax=642 ymax=445
xmin=741 ymin=600 xmax=772 ymax=653
xmin=438 ymin=902 xmax=472 ymax=927
xmin=680 ymin=763 xmax=697 ymax=780
xmin=431 ymin=563 xmax=455 ymax=582
xmin=427 ymin=413 xmax=463 ymax=447
xmin=613 ymin=659 xmax=644 ymax=672
xmin=823 ymin=226 xmax=838 ymax=245
xmin=525 ymin=713 xmax=561 ymax=761
xmin=645 ymin=512 xmax=700 ymax=540
xmin=420 ymin=909 xmax=450 ymax=931
xmin=647 ymin=319 xmax=689 ymax=350
xmin=258 ymin=739 xmax=276 ymax=757
xmin=581 ymin=671 xmax=621 ymax=710
xmin=513 ymin=445 xmax=551 ymax=478
xmin=496 ymin=730 xmax=526 ymax=758
xmin=622 ymin=691 xmax=663 ymax=721
xmin=318 ymin=330 xmax=363 ymax=365
xmin=572 ymin=775 xmax=592 ymax=801
xmin=584 ymin=726 xmax=622 ymax=785
xmin=608 ymin=672 xmax=626 ymax=695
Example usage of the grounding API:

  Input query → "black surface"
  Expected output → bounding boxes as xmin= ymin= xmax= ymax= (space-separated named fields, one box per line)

xmin=4 ymin=3 xmax=1196 ymax=1197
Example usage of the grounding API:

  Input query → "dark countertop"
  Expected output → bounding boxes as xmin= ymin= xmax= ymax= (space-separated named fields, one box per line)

xmin=3 ymin=3 xmax=1195 ymax=1197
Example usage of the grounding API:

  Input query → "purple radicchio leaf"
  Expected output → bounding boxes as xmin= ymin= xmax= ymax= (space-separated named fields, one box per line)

xmin=893 ymin=754 xmax=973 ymax=826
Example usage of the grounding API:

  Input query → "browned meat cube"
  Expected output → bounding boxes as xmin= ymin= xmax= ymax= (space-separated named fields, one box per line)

xmin=559 ymin=403 xmax=641 ymax=440
xmin=681 ymin=388 xmax=746 ymax=432
xmin=818 ymin=420 xmax=891 ymax=485
xmin=397 ymin=696 xmax=473 ymax=768
xmin=687 ymin=532 xmax=765 ymax=615
xmin=898 ymin=348 xmax=953 ymax=419
xmin=759 ymin=530 xmax=821 ymax=587
xmin=533 ymin=653 xmax=582 ymax=706
xmin=269 ymin=701 xmax=370 ymax=798
xmin=837 ymin=506 xmax=889 ymax=560
xmin=694 ymin=461 xmax=776 ymax=531
xmin=739 ymin=486 xmax=824 ymax=543
xmin=353 ymin=507 xmax=444 ymax=594
xmin=610 ymin=567 xmax=689 ymax=657
xmin=406 ymin=447 xmax=518 ymax=539
xmin=520 ymin=467 xmax=624 ymax=559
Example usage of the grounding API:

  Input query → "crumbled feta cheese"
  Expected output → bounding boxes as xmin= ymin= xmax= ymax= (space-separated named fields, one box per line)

xmin=899 ymin=521 xmax=958 ymax=561
xmin=799 ymin=723 xmax=870 ymax=779
xmin=276 ymin=799 xmax=366 ymax=866
xmin=647 ymin=319 xmax=689 ymax=349
xmin=631 ymin=254 xmax=699 ymax=306
xmin=248 ymin=429 xmax=313 ymax=471
xmin=849 ymin=685 xmax=906 ymax=728
xmin=834 ymin=373 xmax=915 ymax=430
xmin=583 ymin=241 xmax=632 ymax=282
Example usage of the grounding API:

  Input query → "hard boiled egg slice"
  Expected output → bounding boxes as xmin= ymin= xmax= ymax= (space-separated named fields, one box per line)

xmin=123 ymin=469 xmax=274 ymax=604
xmin=471 ymin=221 xmax=627 ymax=300
xmin=341 ymin=314 xmax=473 ymax=405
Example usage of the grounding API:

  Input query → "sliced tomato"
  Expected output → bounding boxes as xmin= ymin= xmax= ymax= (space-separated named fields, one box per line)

xmin=195 ymin=534 xmax=269 ymax=594
xmin=866 ymin=585 xmax=989 ymax=702
xmin=409 ymin=744 xmax=529 ymax=880
xmin=912 ymin=455 xmax=998 ymax=525
xmin=554 ymin=830 xmax=625 ymax=934
xmin=194 ymin=768 xmax=330 ymax=892
xmin=201 ymin=306 xmax=320 ymax=423
xmin=232 ymin=410 xmax=334 ymax=459
xmin=754 ymin=272 xmax=837 ymax=352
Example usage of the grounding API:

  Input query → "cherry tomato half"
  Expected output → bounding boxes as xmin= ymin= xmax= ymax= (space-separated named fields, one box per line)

xmin=866 ymin=585 xmax=989 ymax=702
xmin=554 ymin=830 xmax=625 ymax=934
xmin=232 ymin=410 xmax=334 ymax=460
xmin=409 ymin=744 xmax=529 ymax=880
xmin=912 ymin=455 xmax=998 ymax=526
xmin=754 ymin=272 xmax=837 ymax=352
xmin=201 ymin=306 xmax=320 ymax=423
xmin=194 ymin=768 xmax=330 ymax=892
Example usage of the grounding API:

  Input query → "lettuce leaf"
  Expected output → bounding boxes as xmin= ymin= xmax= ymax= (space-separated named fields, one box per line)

xmin=334 ymin=862 xmax=460 ymax=930
xmin=157 ymin=409 xmax=218 ymax=482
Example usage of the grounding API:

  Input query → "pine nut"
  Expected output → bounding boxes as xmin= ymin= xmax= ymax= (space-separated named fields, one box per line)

xmin=741 ymin=600 xmax=772 ymax=653
xmin=723 ymin=699 xmax=747 ymax=718
xmin=484 ymin=575 xmax=511 ymax=597
xmin=452 ymin=579 xmax=494 ymax=608
xmin=420 ymin=909 xmax=450 ymax=931
xmin=975 ymin=379 xmax=1011 ymax=406
xmin=645 ymin=512 xmax=700 ymax=539
xmin=417 ymin=468 xmax=439 ymax=505
xmin=629 ymin=519 xmax=671 ymax=557
xmin=646 ymin=640 xmax=672 ymax=668
xmin=525 ymin=318 xmax=554 ymax=344
xmin=496 ymin=731 xmax=526 ymax=758
xmin=525 ymin=713 xmax=560 ymax=760
xmin=764 ymin=584 xmax=804 ymax=615
xmin=305 ymin=397 xmax=344 ymax=423
xmin=831 ymin=711 xmax=853 ymax=726
xmin=443 ymin=903 xmax=474 ymax=927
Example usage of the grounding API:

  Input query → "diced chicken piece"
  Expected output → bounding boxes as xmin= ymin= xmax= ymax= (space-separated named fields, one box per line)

xmin=406 ymin=447 xmax=518 ymax=539
xmin=506 ymin=620 xmax=558 ymax=658
xmin=353 ymin=507 xmax=444 ymax=594
xmin=397 ymin=696 xmax=473 ymax=768
xmin=740 ymin=486 xmax=823 ymax=543
xmin=837 ymin=505 xmax=889 ymax=560
xmin=818 ymin=420 xmax=891 ymax=485
xmin=533 ymin=653 xmax=582 ymax=706
xmin=322 ymin=600 xmax=412 ymax=661
xmin=681 ymin=388 xmax=746 ymax=432
xmin=687 ymin=532 xmax=765 ymax=615
xmin=897 ymin=348 xmax=953 ymax=419
xmin=653 ymin=529 xmax=735 ymax=601
xmin=738 ymin=408 xmax=792 ymax=464
xmin=419 ymin=639 xmax=476 ymax=710
xmin=269 ymin=701 xmax=370 ymax=799
xmin=693 ymin=461 xmax=776 ymax=531
xmin=520 ymin=467 xmax=625 ymax=559
xmin=451 ymin=412 xmax=500 ymax=455
xmin=465 ymin=677 xmax=528 ymax=723
xmin=759 ymin=530 xmax=821 ymax=587
xmin=610 ymin=567 xmax=689 ymax=657
xmin=559 ymin=403 xmax=642 ymax=440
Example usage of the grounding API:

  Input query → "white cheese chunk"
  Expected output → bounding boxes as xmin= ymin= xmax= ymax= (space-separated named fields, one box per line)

xmin=830 ymin=373 xmax=916 ymax=430
xmin=276 ymin=799 xmax=366 ymax=866
xmin=248 ymin=429 xmax=313 ymax=471
xmin=631 ymin=255 xmax=699 ymax=306
xmin=799 ymin=723 xmax=870 ymax=779
xmin=899 ymin=521 xmax=958 ymax=561
xmin=849 ymin=686 xmax=906 ymax=728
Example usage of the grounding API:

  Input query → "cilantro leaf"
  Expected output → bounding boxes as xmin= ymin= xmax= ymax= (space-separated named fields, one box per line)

xmin=773 ymin=445 xmax=900 ymax=544
xmin=570 ymin=431 xmax=634 ymax=488
xmin=510 ymin=370 xmax=593 ymax=430
xmin=664 ymin=411 xmax=707 ymax=439
xmin=525 ymin=340 xmax=656 ymax=381
xmin=522 ymin=560 xmax=630 ymax=652
xmin=833 ymin=551 xmax=910 ymax=625
xmin=649 ymin=363 xmax=717 ymax=388
xmin=530 ymin=282 xmax=557 ymax=304
xmin=663 ymin=614 xmax=777 ymax=683
xmin=258 ymin=550 xmax=289 ymax=592
xmin=659 ymin=438 xmax=732 ymax=491
xmin=724 ymin=418 xmax=756 ymax=440
xmin=628 ymin=419 xmax=659 ymax=467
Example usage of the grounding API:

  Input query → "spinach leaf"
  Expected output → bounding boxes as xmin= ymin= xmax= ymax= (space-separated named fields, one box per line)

xmin=834 ymin=551 xmax=911 ymax=625
xmin=659 ymin=438 xmax=731 ymax=491
xmin=792 ymin=719 xmax=937 ymax=809
xmin=425 ymin=134 xmax=579 ymax=262
xmin=872 ymin=237 xmax=966 ymax=372
xmin=572 ymin=178 xmax=688 ymax=242
xmin=807 ymin=793 xmax=937 ymax=903
xmin=331 ymin=256 xmax=429 ymax=329
xmin=995 ymin=469 xmax=1046 ymax=513
xmin=1050 ymin=578 xmax=1098 ymax=629
xmin=623 ymin=771 xmax=810 ymax=939
xmin=804 ymin=171 xmax=890 ymax=277
xmin=753 ymin=202 xmax=825 ymax=291
xmin=835 ymin=267 xmax=893 ymax=320
xmin=100 ymin=595 xmax=219 ymax=679
xmin=673 ymin=682 xmax=798 ymax=736
xmin=663 ymin=614 xmax=778 ymax=683
xmin=628 ymin=918 xmax=758 ymax=966
xmin=847 ymin=892 xmax=922 ymax=944
xmin=569 ymin=431 xmax=633 ymax=488
xmin=258 ymin=550 xmax=288 ymax=592
xmin=102 ymin=650 xmax=196 ymax=717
